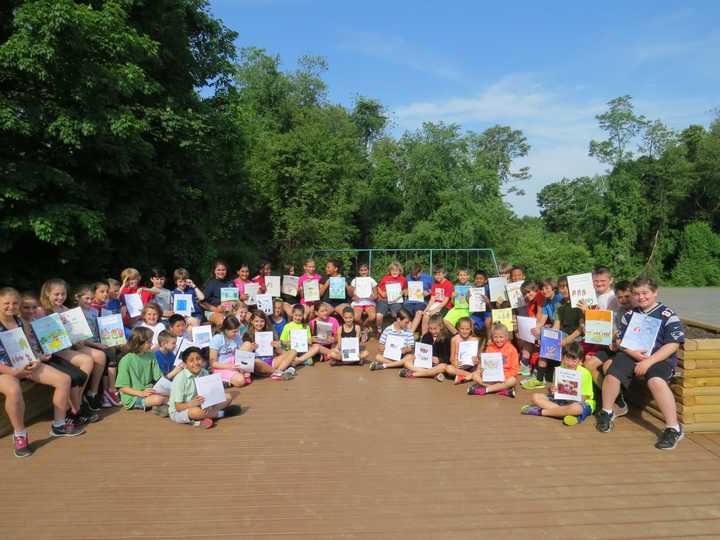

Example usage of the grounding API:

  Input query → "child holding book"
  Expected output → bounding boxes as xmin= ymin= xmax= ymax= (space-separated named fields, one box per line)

xmin=350 ymin=263 xmax=377 ymax=336
xmin=271 ymin=298 xmax=288 ymax=338
xmin=419 ymin=266 xmax=454 ymax=334
xmin=0 ymin=287 xmax=84 ymax=456
xmin=171 ymin=267 xmax=205 ymax=326
xmin=370 ymin=309 xmax=415 ymax=371
xmin=398 ymin=314 xmax=450 ymax=381
xmin=201 ymin=259 xmax=233 ymax=324
xmin=319 ymin=258 xmax=350 ymax=316
xmin=521 ymin=342 xmax=595 ymax=425
xmin=148 ymin=268 xmax=173 ymax=317
xmin=240 ymin=311 xmax=296 ymax=380
xmin=252 ymin=261 xmax=272 ymax=292
xmin=106 ymin=278 xmax=122 ymax=314
xmin=468 ymin=322 xmax=519 ymax=397
xmin=90 ymin=281 xmax=110 ymax=315
xmin=136 ymin=302 xmax=165 ymax=349
xmin=309 ymin=302 xmax=339 ymax=361
xmin=281 ymin=263 xmax=297 ymax=317
xmin=280 ymin=304 xmax=327 ymax=367
xmin=297 ymin=258 xmax=322 ymax=321
xmin=375 ymin=262 xmax=408 ymax=331
xmin=155 ymin=330 xmax=184 ymax=378
xmin=468 ymin=269 xmax=492 ymax=337
xmin=329 ymin=307 xmax=369 ymax=365
xmin=232 ymin=263 xmax=252 ymax=301
xmin=39 ymin=279 xmax=106 ymax=415
xmin=443 ymin=267 xmax=472 ymax=335
xmin=169 ymin=347 xmax=235 ymax=429
xmin=517 ymin=281 xmax=543 ymax=377
xmin=445 ymin=317 xmax=482 ymax=384
xmin=115 ymin=327 xmax=169 ymax=416
xmin=596 ymin=277 xmax=685 ymax=450
xmin=402 ymin=263 xmax=432 ymax=319
xmin=208 ymin=315 xmax=250 ymax=388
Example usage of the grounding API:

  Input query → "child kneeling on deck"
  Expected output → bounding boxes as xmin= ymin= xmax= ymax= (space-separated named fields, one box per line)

xmin=521 ymin=342 xmax=594 ymax=425
xmin=169 ymin=347 xmax=235 ymax=429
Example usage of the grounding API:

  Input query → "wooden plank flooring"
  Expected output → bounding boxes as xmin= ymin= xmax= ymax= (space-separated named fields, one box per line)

xmin=3 ymin=349 xmax=720 ymax=539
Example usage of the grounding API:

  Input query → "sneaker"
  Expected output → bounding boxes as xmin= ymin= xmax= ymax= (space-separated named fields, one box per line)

xmin=596 ymin=410 xmax=614 ymax=433
xmin=521 ymin=405 xmax=542 ymax=416
xmin=498 ymin=388 xmax=516 ymax=398
xmin=68 ymin=408 xmax=100 ymax=425
xmin=13 ymin=434 xmax=32 ymax=458
xmin=467 ymin=384 xmax=486 ymax=396
xmin=615 ymin=394 xmax=629 ymax=418
xmin=51 ymin=422 xmax=86 ymax=437
xmin=223 ymin=404 xmax=242 ymax=418
xmin=435 ymin=373 xmax=446 ymax=382
xmin=196 ymin=418 xmax=214 ymax=429
xmin=303 ymin=358 xmax=314 ymax=367
xmin=519 ymin=364 xmax=531 ymax=377
xmin=369 ymin=361 xmax=385 ymax=371
xmin=655 ymin=426 xmax=684 ymax=450
xmin=563 ymin=415 xmax=580 ymax=426
xmin=282 ymin=367 xmax=296 ymax=379
xmin=453 ymin=375 xmax=466 ymax=385
xmin=153 ymin=404 xmax=169 ymax=417
xmin=105 ymin=389 xmax=122 ymax=407
xmin=83 ymin=393 xmax=101 ymax=412
xmin=271 ymin=372 xmax=284 ymax=381
xmin=100 ymin=393 xmax=114 ymax=409
xmin=521 ymin=378 xmax=546 ymax=390
xmin=398 ymin=368 xmax=415 ymax=379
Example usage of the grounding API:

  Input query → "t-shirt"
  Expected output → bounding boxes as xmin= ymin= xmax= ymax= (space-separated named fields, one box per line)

xmin=420 ymin=332 xmax=451 ymax=364
xmin=542 ymin=292 xmax=564 ymax=322
xmin=105 ymin=298 xmax=121 ymax=314
xmin=203 ymin=278 xmax=233 ymax=307
xmin=231 ymin=279 xmax=249 ymax=296
xmin=379 ymin=324 xmax=414 ymax=349
xmin=310 ymin=317 xmax=339 ymax=344
xmin=617 ymin=303 xmax=685 ymax=366
xmin=155 ymin=350 xmax=175 ymax=375
xmin=280 ymin=321 xmax=312 ymax=344
xmin=377 ymin=274 xmax=407 ymax=300
xmin=576 ymin=364 xmax=595 ymax=412
xmin=272 ymin=316 xmax=288 ymax=338
xmin=115 ymin=352 xmax=163 ymax=409
xmin=430 ymin=279 xmax=454 ymax=309
xmin=136 ymin=322 xmax=165 ymax=347
xmin=596 ymin=290 xmax=619 ymax=311
xmin=518 ymin=295 xmax=544 ymax=319
xmin=169 ymin=367 xmax=209 ymax=414
xmin=484 ymin=340 xmax=520 ymax=380
xmin=555 ymin=301 xmax=583 ymax=338
xmin=209 ymin=332 xmax=243 ymax=363
xmin=82 ymin=306 xmax=100 ymax=343
xmin=171 ymin=287 xmax=201 ymax=318
xmin=297 ymin=273 xmax=322 ymax=305
xmin=350 ymin=276 xmax=378 ymax=306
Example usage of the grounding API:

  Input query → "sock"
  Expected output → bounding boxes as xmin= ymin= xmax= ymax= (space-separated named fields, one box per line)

xmin=667 ymin=424 xmax=680 ymax=432
xmin=536 ymin=366 xmax=545 ymax=383
xmin=14 ymin=431 xmax=27 ymax=438
xmin=603 ymin=408 xmax=613 ymax=416
xmin=87 ymin=391 xmax=96 ymax=398
xmin=216 ymin=410 xmax=225 ymax=418
xmin=52 ymin=420 xmax=65 ymax=428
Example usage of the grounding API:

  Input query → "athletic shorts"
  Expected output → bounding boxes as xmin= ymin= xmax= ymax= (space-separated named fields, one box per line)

xmin=402 ymin=301 xmax=427 ymax=316
xmin=444 ymin=307 xmax=470 ymax=327
xmin=376 ymin=301 xmax=404 ymax=316
xmin=104 ymin=347 xmax=119 ymax=368
xmin=131 ymin=397 xmax=146 ymax=410
xmin=593 ymin=349 xmax=616 ymax=363
xmin=607 ymin=352 xmax=674 ymax=389
xmin=47 ymin=356 xmax=87 ymax=388
xmin=548 ymin=396 xmax=593 ymax=419
xmin=170 ymin=409 xmax=191 ymax=424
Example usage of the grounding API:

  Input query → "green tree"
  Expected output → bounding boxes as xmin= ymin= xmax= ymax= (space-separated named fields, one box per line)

xmin=589 ymin=95 xmax=648 ymax=166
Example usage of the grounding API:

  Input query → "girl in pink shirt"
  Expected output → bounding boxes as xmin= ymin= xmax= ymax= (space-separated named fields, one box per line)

xmin=297 ymin=258 xmax=322 ymax=321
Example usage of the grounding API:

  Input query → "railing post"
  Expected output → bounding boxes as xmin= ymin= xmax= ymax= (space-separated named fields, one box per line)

xmin=368 ymin=249 xmax=373 ymax=276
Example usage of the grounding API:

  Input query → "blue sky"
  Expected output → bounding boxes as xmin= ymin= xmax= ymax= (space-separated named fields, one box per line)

xmin=208 ymin=0 xmax=720 ymax=215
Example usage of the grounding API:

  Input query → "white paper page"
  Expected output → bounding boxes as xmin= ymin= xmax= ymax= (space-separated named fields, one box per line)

xmin=341 ymin=337 xmax=360 ymax=362
xmin=488 ymin=277 xmax=508 ymax=304
xmin=469 ymin=288 xmax=487 ymax=313
xmin=517 ymin=316 xmax=536 ymax=343
xmin=59 ymin=307 xmax=93 ymax=344
xmin=191 ymin=325 xmax=213 ymax=347
xmin=290 ymin=329 xmax=309 ymax=352
xmin=256 ymin=293 xmax=273 ymax=315
xmin=458 ymin=340 xmax=479 ymax=367
xmin=125 ymin=293 xmax=144 ymax=318
xmin=316 ymin=320 xmax=333 ymax=341
xmin=173 ymin=294 xmax=193 ymax=317
xmin=567 ymin=273 xmax=598 ymax=308
xmin=302 ymin=279 xmax=320 ymax=302
xmin=0 ymin=327 xmax=36 ymax=368
xmin=282 ymin=275 xmax=299 ymax=297
xmin=413 ymin=342 xmax=433 ymax=369
xmin=152 ymin=377 xmax=173 ymax=396
xmin=354 ymin=277 xmax=373 ymax=298
xmin=173 ymin=337 xmax=195 ymax=365
xmin=506 ymin=281 xmax=526 ymax=309
xmin=234 ymin=350 xmax=255 ymax=373
xmin=480 ymin=352 xmax=505 ymax=381
xmin=255 ymin=331 xmax=274 ymax=357
xmin=265 ymin=276 xmax=281 ymax=297
xmin=407 ymin=281 xmax=424 ymax=302
xmin=195 ymin=373 xmax=226 ymax=409
xmin=384 ymin=334 xmax=405 ymax=361
xmin=385 ymin=282 xmax=403 ymax=304
xmin=244 ymin=283 xmax=259 ymax=305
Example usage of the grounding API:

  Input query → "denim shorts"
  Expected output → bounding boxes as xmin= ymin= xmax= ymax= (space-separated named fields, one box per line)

xmin=131 ymin=397 xmax=146 ymax=410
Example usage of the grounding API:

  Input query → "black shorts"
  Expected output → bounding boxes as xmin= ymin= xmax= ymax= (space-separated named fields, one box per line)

xmin=607 ymin=352 xmax=673 ymax=389
xmin=325 ymin=299 xmax=347 ymax=308
xmin=105 ymin=347 xmax=119 ymax=368
xmin=47 ymin=356 xmax=87 ymax=388
xmin=593 ymin=349 xmax=616 ymax=363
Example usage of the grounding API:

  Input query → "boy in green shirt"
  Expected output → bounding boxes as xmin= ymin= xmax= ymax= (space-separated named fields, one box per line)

xmin=521 ymin=342 xmax=595 ymax=425
xmin=115 ymin=327 xmax=169 ymax=416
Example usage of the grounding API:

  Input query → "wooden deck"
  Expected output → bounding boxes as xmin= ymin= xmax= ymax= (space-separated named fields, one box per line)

xmin=3 ymin=347 xmax=720 ymax=539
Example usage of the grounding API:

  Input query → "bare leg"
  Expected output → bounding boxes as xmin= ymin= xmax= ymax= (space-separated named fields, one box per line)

xmin=532 ymin=393 xmax=584 ymax=418
xmin=647 ymin=377 xmax=679 ymax=427
xmin=31 ymin=364 xmax=71 ymax=423
xmin=0 ymin=375 xmax=25 ymax=432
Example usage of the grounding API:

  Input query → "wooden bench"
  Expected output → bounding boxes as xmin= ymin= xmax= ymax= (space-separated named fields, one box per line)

xmin=0 ymin=380 xmax=53 ymax=438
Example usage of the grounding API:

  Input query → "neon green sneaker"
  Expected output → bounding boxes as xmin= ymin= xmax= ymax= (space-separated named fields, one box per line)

xmin=521 ymin=378 xmax=546 ymax=390
xmin=563 ymin=415 xmax=580 ymax=426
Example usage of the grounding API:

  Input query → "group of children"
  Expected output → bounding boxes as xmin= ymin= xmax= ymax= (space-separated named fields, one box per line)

xmin=0 ymin=258 xmax=685 ymax=458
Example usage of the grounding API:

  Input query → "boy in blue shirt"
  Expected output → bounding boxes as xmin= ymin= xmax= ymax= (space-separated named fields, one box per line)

xmin=171 ymin=267 xmax=205 ymax=326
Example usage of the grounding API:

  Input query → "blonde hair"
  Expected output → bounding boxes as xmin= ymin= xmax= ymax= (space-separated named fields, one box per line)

xmin=40 ymin=278 xmax=68 ymax=314
xmin=141 ymin=302 xmax=162 ymax=320
xmin=127 ymin=326 xmax=154 ymax=354
xmin=120 ymin=268 xmax=141 ymax=283
xmin=0 ymin=287 xmax=20 ymax=301
xmin=173 ymin=267 xmax=190 ymax=282
xmin=388 ymin=261 xmax=403 ymax=274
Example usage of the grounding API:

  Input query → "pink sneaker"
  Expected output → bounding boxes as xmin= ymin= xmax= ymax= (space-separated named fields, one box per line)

xmin=453 ymin=375 xmax=466 ymax=385
xmin=467 ymin=384 xmax=486 ymax=396
xmin=105 ymin=389 xmax=121 ymax=407
xmin=196 ymin=418 xmax=215 ymax=429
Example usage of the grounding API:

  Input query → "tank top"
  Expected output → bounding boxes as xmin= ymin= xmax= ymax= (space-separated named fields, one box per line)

xmin=340 ymin=324 xmax=358 ymax=339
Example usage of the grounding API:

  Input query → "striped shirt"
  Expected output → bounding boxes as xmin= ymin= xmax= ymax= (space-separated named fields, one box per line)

xmin=379 ymin=324 xmax=415 ymax=349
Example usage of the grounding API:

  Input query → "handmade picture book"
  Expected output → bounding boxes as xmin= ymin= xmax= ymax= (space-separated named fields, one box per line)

xmin=194 ymin=373 xmax=226 ymax=409
xmin=506 ymin=281 xmax=526 ymax=309
xmin=302 ymin=279 xmax=320 ymax=302
xmin=468 ymin=288 xmax=487 ymax=313
xmin=173 ymin=294 xmax=193 ymax=317
xmin=354 ymin=277 xmax=373 ymax=299
xmin=173 ymin=337 xmax=196 ymax=366
xmin=265 ymin=276 xmax=281 ymax=297
xmin=488 ymin=277 xmax=508 ymax=304
xmin=290 ymin=329 xmax=309 ymax=352
xmin=220 ymin=287 xmax=239 ymax=303
xmin=152 ymin=377 xmax=173 ymax=396
xmin=539 ymin=328 xmax=563 ymax=362
xmin=0 ymin=327 xmax=36 ymax=368
xmin=59 ymin=307 xmax=93 ymax=344
xmin=454 ymin=285 xmax=470 ymax=308
xmin=124 ymin=293 xmax=143 ymax=318
xmin=282 ymin=275 xmax=299 ymax=297
xmin=385 ymin=282 xmax=403 ymax=304
xmin=414 ymin=342 xmax=433 ymax=369
xmin=480 ymin=352 xmax=505 ymax=381
xmin=31 ymin=313 xmax=72 ymax=355
xmin=620 ymin=312 xmax=662 ymax=355
xmin=234 ymin=350 xmax=255 ymax=373
xmin=256 ymin=293 xmax=273 ymax=315
xmin=407 ymin=281 xmax=424 ymax=302
xmin=254 ymin=331 xmax=274 ymax=357
xmin=328 ymin=277 xmax=346 ymax=299
xmin=567 ymin=273 xmax=598 ymax=308
xmin=554 ymin=367 xmax=582 ymax=401
xmin=516 ymin=315 xmax=536 ymax=343
xmin=491 ymin=308 xmax=513 ymax=332
xmin=97 ymin=313 xmax=127 ymax=347
xmin=383 ymin=334 xmax=405 ymax=361
xmin=316 ymin=320 xmax=334 ymax=343
xmin=585 ymin=310 xmax=613 ymax=346
xmin=458 ymin=340 xmax=479 ymax=367
xmin=341 ymin=337 xmax=360 ymax=362
xmin=191 ymin=325 xmax=213 ymax=347
xmin=244 ymin=283 xmax=259 ymax=305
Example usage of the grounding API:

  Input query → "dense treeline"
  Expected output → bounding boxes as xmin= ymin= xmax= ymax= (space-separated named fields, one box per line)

xmin=1 ymin=1 xmax=719 ymax=289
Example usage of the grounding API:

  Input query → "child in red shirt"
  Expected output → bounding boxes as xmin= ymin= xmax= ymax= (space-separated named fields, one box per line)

xmin=468 ymin=322 xmax=519 ymax=397
xmin=420 ymin=266 xmax=454 ymax=334
xmin=374 ymin=261 xmax=408 ymax=332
